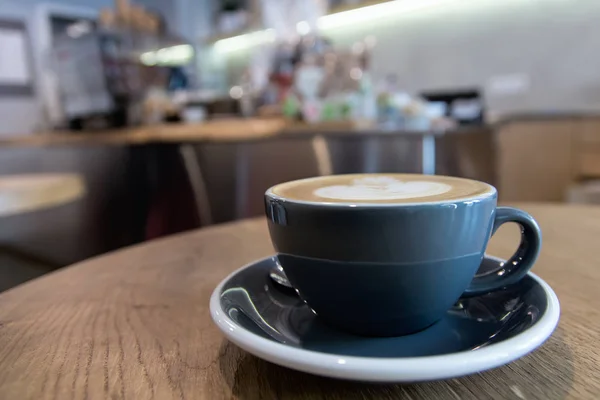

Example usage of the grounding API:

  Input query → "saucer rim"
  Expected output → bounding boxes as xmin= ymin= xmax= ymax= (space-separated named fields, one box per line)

xmin=210 ymin=255 xmax=560 ymax=382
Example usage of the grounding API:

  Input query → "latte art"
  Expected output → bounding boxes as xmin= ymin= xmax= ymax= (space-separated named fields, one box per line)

xmin=269 ymin=174 xmax=494 ymax=204
xmin=314 ymin=177 xmax=452 ymax=201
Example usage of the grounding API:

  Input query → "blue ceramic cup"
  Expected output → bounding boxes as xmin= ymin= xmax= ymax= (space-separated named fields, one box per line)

xmin=265 ymin=174 xmax=542 ymax=337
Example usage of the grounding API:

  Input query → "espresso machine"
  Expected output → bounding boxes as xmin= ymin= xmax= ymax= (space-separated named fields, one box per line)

xmin=52 ymin=1 xmax=193 ymax=130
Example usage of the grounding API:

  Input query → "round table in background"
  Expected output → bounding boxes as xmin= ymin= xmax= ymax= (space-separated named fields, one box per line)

xmin=0 ymin=173 xmax=85 ymax=217
xmin=0 ymin=173 xmax=86 ymax=290
xmin=0 ymin=204 xmax=598 ymax=399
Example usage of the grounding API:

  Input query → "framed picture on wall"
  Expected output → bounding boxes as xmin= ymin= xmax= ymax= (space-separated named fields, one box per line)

xmin=0 ymin=20 xmax=34 ymax=96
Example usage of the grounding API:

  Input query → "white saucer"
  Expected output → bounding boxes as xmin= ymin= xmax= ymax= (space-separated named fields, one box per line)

xmin=210 ymin=256 xmax=560 ymax=382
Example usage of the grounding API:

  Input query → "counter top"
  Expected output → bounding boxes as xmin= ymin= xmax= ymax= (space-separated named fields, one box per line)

xmin=2 ymin=112 xmax=599 ymax=149
xmin=0 ymin=118 xmax=288 ymax=148
xmin=0 ymin=119 xmax=488 ymax=148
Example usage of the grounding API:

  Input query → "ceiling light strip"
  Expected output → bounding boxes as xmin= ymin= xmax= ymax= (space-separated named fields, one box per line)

xmin=213 ymin=0 xmax=458 ymax=53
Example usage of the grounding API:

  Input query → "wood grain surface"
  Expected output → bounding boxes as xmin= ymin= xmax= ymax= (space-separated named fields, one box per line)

xmin=0 ymin=204 xmax=598 ymax=399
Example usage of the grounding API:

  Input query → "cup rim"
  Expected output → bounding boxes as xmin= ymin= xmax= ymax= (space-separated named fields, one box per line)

xmin=265 ymin=174 xmax=497 ymax=208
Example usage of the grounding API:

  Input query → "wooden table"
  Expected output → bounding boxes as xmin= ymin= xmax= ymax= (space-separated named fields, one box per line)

xmin=0 ymin=118 xmax=289 ymax=148
xmin=0 ymin=204 xmax=598 ymax=399
xmin=0 ymin=173 xmax=86 ymax=291
xmin=0 ymin=173 xmax=85 ymax=217
xmin=0 ymin=118 xmax=481 ymax=148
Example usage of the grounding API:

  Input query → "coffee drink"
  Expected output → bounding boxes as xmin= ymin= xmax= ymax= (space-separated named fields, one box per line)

xmin=270 ymin=174 xmax=493 ymax=204
xmin=265 ymin=173 xmax=542 ymax=337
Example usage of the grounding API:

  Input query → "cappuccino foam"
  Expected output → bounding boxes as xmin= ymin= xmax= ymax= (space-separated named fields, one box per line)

xmin=270 ymin=174 xmax=494 ymax=204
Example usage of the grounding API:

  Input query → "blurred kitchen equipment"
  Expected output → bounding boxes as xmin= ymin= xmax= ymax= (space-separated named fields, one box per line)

xmin=52 ymin=0 xmax=194 ymax=130
xmin=420 ymin=89 xmax=485 ymax=126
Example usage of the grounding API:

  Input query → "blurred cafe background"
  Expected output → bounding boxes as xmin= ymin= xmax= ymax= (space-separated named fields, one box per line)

xmin=0 ymin=0 xmax=599 ymax=291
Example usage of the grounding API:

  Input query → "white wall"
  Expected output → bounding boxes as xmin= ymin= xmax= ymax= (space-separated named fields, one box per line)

xmin=218 ymin=0 xmax=600 ymax=117
xmin=324 ymin=0 xmax=600 ymax=116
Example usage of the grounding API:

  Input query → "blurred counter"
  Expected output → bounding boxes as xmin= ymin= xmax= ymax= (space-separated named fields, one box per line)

xmin=3 ymin=114 xmax=599 ymax=205
xmin=2 ymin=113 xmax=599 ymax=270
xmin=0 ymin=118 xmax=494 ymax=267
xmin=3 ymin=111 xmax=598 ymax=148
xmin=0 ymin=118 xmax=482 ymax=147
xmin=0 ymin=118 xmax=288 ymax=148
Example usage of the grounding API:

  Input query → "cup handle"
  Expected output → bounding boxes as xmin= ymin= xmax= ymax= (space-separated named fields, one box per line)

xmin=463 ymin=207 xmax=542 ymax=297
